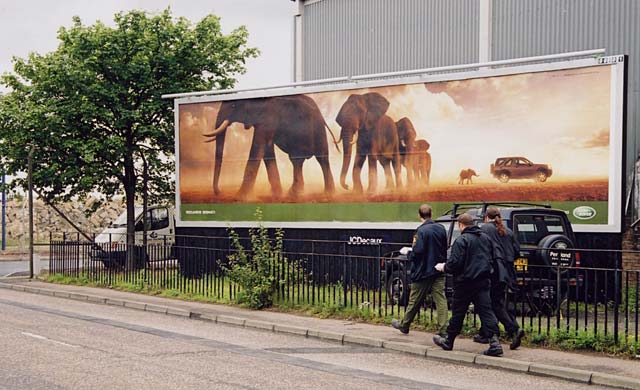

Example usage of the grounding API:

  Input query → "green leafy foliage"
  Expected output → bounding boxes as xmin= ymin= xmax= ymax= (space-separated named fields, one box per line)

xmin=225 ymin=208 xmax=285 ymax=309
xmin=0 ymin=9 xmax=258 ymax=266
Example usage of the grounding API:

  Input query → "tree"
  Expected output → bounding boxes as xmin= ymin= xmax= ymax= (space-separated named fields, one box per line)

xmin=0 ymin=9 xmax=258 ymax=269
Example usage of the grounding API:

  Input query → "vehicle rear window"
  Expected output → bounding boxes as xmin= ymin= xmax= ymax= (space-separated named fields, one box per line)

xmin=513 ymin=214 xmax=567 ymax=245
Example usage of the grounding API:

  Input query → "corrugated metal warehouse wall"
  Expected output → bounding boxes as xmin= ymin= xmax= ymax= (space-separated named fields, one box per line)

xmin=299 ymin=0 xmax=640 ymax=214
xmin=301 ymin=0 xmax=479 ymax=80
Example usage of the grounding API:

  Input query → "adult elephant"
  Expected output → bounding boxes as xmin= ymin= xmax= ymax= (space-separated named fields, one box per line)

xmin=203 ymin=95 xmax=339 ymax=199
xmin=336 ymin=92 xmax=402 ymax=193
xmin=396 ymin=117 xmax=418 ymax=185
xmin=413 ymin=139 xmax=431 ymax=186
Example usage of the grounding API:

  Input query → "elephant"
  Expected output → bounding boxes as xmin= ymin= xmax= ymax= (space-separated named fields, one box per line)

xmin=336 ymin=92 xmax=402 ymax=193
xmin=396 ymin=117 xmax=418 ymax=185
xmin=458 ymin=169 xmax=478 ymax=185
xmin=413 ymin=139 xmax=432 ymax=186
xmin=203 ymin=95 xmax=339 ymax=199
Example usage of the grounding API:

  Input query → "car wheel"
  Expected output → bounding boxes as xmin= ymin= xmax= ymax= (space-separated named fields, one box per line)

xmin=498 ymin=172 xmax=510 ymax=183
xmin=386 ymin=271 xmax=409 ymax=306
xmin=537 ymin=171 xmax=548 ymax=182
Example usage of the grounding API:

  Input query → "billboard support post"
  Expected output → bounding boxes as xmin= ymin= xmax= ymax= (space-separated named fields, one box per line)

xmin=1 ymin=171 xmax=5 ymax=252
xmin=28 ymin=145 xmax=34 ymax=279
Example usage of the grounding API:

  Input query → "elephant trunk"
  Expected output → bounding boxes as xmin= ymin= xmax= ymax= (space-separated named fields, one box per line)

xmin=339 ymin=128 xmax=354 ymax=190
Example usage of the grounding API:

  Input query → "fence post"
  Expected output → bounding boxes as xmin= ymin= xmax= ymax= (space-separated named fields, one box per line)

xmin=614 ymin=266 xmax=620 ymax=344
xmin=342 ymin=242 xmax=347 ymax=308
xmin=556 ymin=265 xmax=561 ymax=330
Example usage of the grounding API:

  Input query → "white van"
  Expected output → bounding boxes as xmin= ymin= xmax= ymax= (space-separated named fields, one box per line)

xmin=93 ymin=205 xmax=175 ymax=267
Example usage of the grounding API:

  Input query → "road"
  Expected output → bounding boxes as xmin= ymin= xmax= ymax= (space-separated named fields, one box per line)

xmin=0 ymin=260 xmax=49 ymax=277
xmin=0 ymin=289 xmax=611 ymax=390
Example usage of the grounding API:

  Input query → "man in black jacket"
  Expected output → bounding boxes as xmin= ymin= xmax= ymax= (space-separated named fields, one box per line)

xmin=433 ymin=213 xmax=504 ymax=357
xmin=391 ymin=204 xmax=448 ymax=335
xmin=476 ymin=206 xmax=524 ymax=350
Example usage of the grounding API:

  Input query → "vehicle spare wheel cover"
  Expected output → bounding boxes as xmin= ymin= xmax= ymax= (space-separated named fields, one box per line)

xmin=537 ymin=234 xmax=575 ymax=268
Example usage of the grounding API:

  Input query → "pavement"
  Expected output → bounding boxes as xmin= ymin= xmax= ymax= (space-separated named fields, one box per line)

xmin=1 ymin=277 xmax=639 ymax=390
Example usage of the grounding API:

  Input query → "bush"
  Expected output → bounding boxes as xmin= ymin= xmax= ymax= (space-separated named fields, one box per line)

xmin=225 ymin=208 xmax=285 ymax=309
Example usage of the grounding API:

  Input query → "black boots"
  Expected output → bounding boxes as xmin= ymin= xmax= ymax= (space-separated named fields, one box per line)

xmin=433 ymin=334 xmax=455 ymax=351
xmin=436 ymin=334 xmax=502 ymax=357
xmin=473 ymin=334 xmax=490 ymax=344
xmin=483 ymin=335 xmax=504 ymax=357
xmin=391 ymin=319 xmax=409 ymax=334
xmin=510 ymin=329 xmax=525 ymax=350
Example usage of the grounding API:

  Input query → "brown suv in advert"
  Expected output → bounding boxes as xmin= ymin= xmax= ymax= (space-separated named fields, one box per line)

xmin=490 ymin=157 xmax=553 ymax=183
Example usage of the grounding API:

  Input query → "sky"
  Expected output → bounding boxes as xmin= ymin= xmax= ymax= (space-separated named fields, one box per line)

xmin=0 ymin=0 xmax=298 ymax=90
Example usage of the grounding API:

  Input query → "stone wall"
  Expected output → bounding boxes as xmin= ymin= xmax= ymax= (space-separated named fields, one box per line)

xmin=2 ymin=197 xmax=125 ymax=243
xmin=622 ymin=228 xmax=640 ymax=277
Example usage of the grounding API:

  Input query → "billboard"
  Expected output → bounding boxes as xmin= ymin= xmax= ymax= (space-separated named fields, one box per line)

xmin=175 ymin=56 xmax=626 ymax=232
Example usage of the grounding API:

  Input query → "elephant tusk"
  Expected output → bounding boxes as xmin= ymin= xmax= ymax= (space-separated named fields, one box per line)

xmin=202 ymin=119 xmax=229 ymax=137
xmin=350 ymin=132 xmax=358 ymax=145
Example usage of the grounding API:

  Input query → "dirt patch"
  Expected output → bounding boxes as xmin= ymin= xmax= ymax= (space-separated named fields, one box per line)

xmin=182 ymin=179 xmax=608 ymax=204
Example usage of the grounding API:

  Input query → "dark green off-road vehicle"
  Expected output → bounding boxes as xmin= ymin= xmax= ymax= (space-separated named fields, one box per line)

xmin=382 ymin=202 xmax=580 ymax=315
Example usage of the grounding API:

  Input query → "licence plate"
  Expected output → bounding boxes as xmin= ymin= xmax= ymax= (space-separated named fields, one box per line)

xmin=515 ymin=258 xmax=528 ymax=271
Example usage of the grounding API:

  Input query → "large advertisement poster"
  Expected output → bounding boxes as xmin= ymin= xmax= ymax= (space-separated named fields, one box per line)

xmin=176 ymin=57 xmax=625 ymax=232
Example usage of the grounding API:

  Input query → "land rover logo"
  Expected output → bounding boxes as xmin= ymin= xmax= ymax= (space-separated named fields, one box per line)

xmin=572 ymin=206 xmax=596 ymax=220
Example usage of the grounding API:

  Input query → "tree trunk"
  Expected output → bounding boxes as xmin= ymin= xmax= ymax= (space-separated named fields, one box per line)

xmin=124 ymin=156 xmax=137 ymax=271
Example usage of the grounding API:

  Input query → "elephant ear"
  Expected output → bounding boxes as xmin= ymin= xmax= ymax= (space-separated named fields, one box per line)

xmin=363 ymin=92 xmax=390 ymax=128
xmin=336 ymin=95 xmax=366 ymax=128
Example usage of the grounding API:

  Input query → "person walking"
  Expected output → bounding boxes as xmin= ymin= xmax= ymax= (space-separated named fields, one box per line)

xmin=391 ymin=204 xmax=448 ymax=335
xmin=475 ymin=206 xmax=525 ymax=349
xmin=433 ymin=213 xmax=504 ymax=357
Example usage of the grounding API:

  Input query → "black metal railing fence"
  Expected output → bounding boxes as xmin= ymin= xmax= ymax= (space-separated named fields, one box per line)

xmin=48 ymin=232 xmax=640 ymax=349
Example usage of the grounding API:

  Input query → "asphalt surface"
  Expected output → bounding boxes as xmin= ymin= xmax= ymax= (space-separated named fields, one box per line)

xmin=0 ymin=260 xmax=49 ymax=277
xmin=0 ymin=288 xmax=610 ymax=390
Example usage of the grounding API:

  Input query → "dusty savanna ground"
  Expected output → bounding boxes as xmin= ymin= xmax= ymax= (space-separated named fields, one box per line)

xmin=181 ymin=179 xmax=608 ymax=204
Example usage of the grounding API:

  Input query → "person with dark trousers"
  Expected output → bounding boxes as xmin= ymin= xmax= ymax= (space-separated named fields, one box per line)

xmin=475 ymin=206 xmax=525 ymax=350
xmin=433 ymin=213 xmax=504 ymax=357
xmin=391 ymin=204 xmax=448 ymax=335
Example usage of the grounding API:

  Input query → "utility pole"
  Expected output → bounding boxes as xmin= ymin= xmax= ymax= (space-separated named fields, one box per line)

xmin=28 ymin=145 xmax=34 ymax=279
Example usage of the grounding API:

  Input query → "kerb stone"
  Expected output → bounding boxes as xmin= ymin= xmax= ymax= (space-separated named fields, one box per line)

xmin=342 ymin=335 xmax=383 ymax=348
xmin=166 ymin=307 xmax=190 ymax=317
xmin=309 ymin=330 xmax=344 ymax=343
xmin=474 ymin=355 xmax=530 ymax=373
xmin=244 ymin=320 xmax=275 ymax=331
xmin=426 ymin=348 xmax=476 ymax=364
xmin=382 ymin=341 xmax=428 ymax=356
xmin=591 ymin=372 xmax=640 ymax=390
xmin=145 ymin=305 xmax=168 ymax=314
xmin=529 ymin=363 xmax=592 ymax=383
xmin=274 ymin=324 xmax=308 ymax=336
xmin=216 ymin=315 xmax=246 ymax=326
xmin=124 ymin=301 xmax=146 ymax=311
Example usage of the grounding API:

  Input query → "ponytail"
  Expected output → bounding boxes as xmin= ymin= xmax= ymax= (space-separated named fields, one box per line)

xmin=486 ymin=206 xmax=507 ymax=236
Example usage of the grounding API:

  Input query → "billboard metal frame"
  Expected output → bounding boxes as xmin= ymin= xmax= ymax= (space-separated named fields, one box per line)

xmin=173 ymin=53 xmax=626 ymax=233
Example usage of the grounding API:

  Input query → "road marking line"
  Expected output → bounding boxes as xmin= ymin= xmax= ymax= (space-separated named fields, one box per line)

xmin=21 ymin=332 xmax=78 ymax=348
